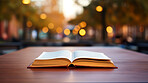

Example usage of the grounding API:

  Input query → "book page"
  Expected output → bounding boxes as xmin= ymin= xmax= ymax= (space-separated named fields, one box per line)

xmin=72 ymin=50 xmax=111 ymax=61
xmin=35 ymin=50 xmax=73 ymax=62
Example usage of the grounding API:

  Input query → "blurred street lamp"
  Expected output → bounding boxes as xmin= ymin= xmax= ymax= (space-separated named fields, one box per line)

xmin=22 ymin=0 xmax=31 ymax=4
xmin=22 ymin=0 xmax=31 ymax=40
xmin=96 ymin=6 xmax=103 ymax=12
xmin=96 ymin=5 xmax=107 ymax=41
xmin=79 ymin=29 xmax=86 ymax=36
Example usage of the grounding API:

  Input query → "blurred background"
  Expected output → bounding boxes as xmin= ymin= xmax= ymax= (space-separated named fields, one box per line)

xmin=0 ymin=0 xmax=148 ymax=55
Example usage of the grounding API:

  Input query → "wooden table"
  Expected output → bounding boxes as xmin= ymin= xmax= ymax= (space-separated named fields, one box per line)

xmin=0 ymin=47 xmax=148 ymax=83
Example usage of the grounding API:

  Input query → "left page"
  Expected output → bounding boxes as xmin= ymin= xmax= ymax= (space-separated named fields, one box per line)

xmin=35 ymin=50 xmax=73 ymax=62
xmin=29 ymin=50 xmax=73 ymax=67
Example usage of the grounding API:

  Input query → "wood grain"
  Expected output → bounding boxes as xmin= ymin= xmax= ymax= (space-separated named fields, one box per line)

xmin=0 ymin=47 xmax=148 ymax=83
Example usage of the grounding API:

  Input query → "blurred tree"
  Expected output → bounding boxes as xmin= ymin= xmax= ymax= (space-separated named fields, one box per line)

xmin=0 ymin=0 xmax=37 ymax=22
xmin=0 ymin=0 xmax=51 ymax=40
xmin=69 ymin=0 xmax=148 ymax=41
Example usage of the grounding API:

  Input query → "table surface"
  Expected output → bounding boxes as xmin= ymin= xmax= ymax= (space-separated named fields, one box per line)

xmin=0 ymin=47 xmax=148 ymax=83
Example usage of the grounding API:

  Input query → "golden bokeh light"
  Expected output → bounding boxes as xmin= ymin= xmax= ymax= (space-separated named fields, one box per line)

xmin=74 ymin=25 xmax=81 ymax=31
xmin=96 ymin=6 xmax=103 ymax=12
xmin=56 ymin=27 xmax=63 ymax=34
xmin=108 ymin=33 xmax=114 ymax=38
xmin=22 ymin=0 xmax=30 ymax=4
xmin=72 ymin=29 xmax=78 ymax=35
xmin=79 ymin=29 xmax=86 ymax=36
xmin=42 ymin=27 xmax=49 ymax=33
xmin=63 ymin=37 xmax=70 ymax=43
xmin=40 ymin=13 xmax=47 ymax=19
xmin=48 ymin=23 xmax=54 ymax=29
xmin=26 ymin=21 xmax=32 ymax=28
xmin=123 ymin=25 xmax=128 ymax=34
xmin=79 ymin=21 xmax=87 ymax=28
xmin=64 ymin=29 xmax=70 ymax=36
xmin=106 ymin=26 xmax=113 ymax=33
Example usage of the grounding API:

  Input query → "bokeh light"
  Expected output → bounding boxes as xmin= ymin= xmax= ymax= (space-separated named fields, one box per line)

xmin=74 ymin=25 xmax=81 ymax=31
xmin=106 ymin=26 xmax=113 ymax=33
xmin=79 ymin=29 xmax=86 ymax=36
xmin=107 ymin=33 xmax=114 ymax=38
xmin=64 ymin=29 xmax=70 ymax=36
xmin=40 ymin=13 xmax=47 ymax=19
xmin=72 ymin=29 xmax=78 ymax=35
xmin=63 ymin=37 xmax=70 ymax=43
xmin=88 ymin=28 xmax=94 ymax=36
xmin=77 ymin=0 xmax=91 ymax=7
xmin=42 ymin=27 xmax=49 ymax=33
xmin=56 ymin=27 xmax=63 ymax=34
xmin=26 ymin=21 xmax=32 ymax=28
xmin=79 ymin=21 xmax=87 ymax=28
xmin=96 ymin=6 xmax=103 ymax=12
xmin=48 ymin=23 xmax=54 ymax=29
xmin=127 ymin=36 xmax=133 ymax=43
xmin=22 ymin=0 xmax=30 ymax=4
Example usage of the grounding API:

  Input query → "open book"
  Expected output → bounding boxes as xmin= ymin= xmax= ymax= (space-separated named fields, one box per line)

xmin=28 ymin=50 xmax=117 ymax=68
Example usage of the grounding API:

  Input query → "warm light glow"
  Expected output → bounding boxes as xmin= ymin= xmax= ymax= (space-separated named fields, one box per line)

xmin=22 ymin=0 xmax=30 ymax=4
xmin=96 ymin=6 xmax=103 ymax=12
xmin=79 ymin=21 xmax=87 ymax=28
xmin=77 ymin=0 xmax=91 ymax=7
xmin=42 ymin=27 xmax=49 ymax=33
xmin=56 ymin=27 xmax=63 ymax=34
xmin=72 ymin=29 xmax=78 ymax=35
xmin=122 ymin=25 xmax=128 ymax=37
xmin=63 ymin=37 xmax=70 ymax=43
xmin=127 ymin=36 xmax=133 ymax=43
xmin=106 ymin=26 xmax=113 ymax=33
xmin=2 ymin=33 xmax=8 ymax=40
xmin=73 ymin=25 xmax=80 ymax=35
xmin=74 ymin=25 xmax=81 ymax=31
xmin=79 ymin=29 xmax=86 ymax=36
xmin=88 ymin=28 xmax=94 ymax=36
xmin=107 ymin=33 xmax=114 ymax=38
xmin=26 ymin=21 xmax=32 ymax=28
xmin=64 ymin=29 xmax=70 ymax=36
xmin=40 ymin=13 xmax=47 ymax=19
xmin=139 ymin=27 xmax=144 ymax=32
xmin=62 ymin=0 xmax=83 ymax=20
xmin=48 ymin=23 xmax=54 ymax=29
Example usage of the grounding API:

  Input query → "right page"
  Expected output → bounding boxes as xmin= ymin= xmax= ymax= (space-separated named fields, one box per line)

xmin=72 ymin=50 xmax=116 ymax=68
xmin=72 ymin=50 xmax=111 ymax=60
